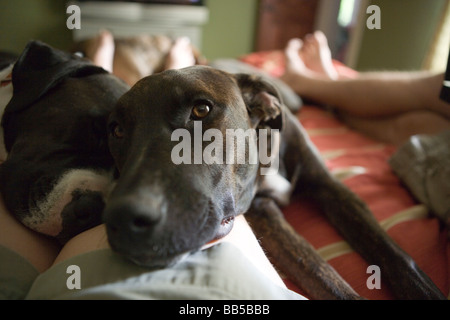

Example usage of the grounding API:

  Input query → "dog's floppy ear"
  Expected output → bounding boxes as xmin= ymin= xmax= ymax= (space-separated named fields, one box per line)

xmin=234 ymin=73 xmax=284 ymax=131
xmin=4 ymin=40 xmax=107 ymax=115
xmin=2 ymin=41 xmax=108 ymax=152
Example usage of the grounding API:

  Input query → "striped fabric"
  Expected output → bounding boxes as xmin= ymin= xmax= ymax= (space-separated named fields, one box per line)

xmin=240 ymin=51 xmax=449 ymax=299
xmin=281 ymin=106 xmax=449 ymax=299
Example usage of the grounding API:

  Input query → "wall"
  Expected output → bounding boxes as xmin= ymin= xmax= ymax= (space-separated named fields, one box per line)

xmin=202 ymin=0 xmax=259 ymax=60
xmin=0 ymin=0 xmax=72 ymax=55
xmin=0 ymin=0 xmax=259 ymax=61
xmin=356 ymin=0 xmax=446 ymax=71
xmin=0 ymin=0 xmax=445 ymax=70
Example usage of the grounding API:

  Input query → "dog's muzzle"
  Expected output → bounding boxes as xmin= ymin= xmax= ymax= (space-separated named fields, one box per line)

xmin=103 ymin=189 xmax=234 ymax=268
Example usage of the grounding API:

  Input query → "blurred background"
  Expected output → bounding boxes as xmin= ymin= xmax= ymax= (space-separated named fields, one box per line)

xmin=0 ymin=0 xmax=448 ymax=72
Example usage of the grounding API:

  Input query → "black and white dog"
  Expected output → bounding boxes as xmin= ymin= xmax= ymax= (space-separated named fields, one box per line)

xmin=0 ymin=41 xmax=128 ymax=243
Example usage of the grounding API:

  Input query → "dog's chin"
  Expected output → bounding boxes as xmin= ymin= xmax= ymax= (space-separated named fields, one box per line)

xmin=125 ymin=217 xmax=235 ymax=268
xmin=109 ymin=216 xmax=235 ymax=269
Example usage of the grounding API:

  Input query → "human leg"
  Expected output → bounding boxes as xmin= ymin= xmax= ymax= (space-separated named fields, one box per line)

xmin=281 ymin=33 xmax=450 ymax=144
xmin=164 ymin=37 xmax=196 ymax=70
xmin=0 ymin=194 xmax=60 ymax=273
xmin=27 ymin=215 xmax=304 ymax=300
xmin=300 ymin=31 xmax=339 ymax=80
xmin=83 ymin=30 xmax=115 ymax=73
xmin=282 ymin=56 xmax=448 ymax=119
xmin=53 ymin=215 xmax=285 ymax=288
xmin=340 ymin=109 xmax=450 ymax=145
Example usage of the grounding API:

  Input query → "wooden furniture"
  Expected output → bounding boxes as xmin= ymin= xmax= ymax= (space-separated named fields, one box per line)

xmin=255 ymin=0 xmax=320 ymax=51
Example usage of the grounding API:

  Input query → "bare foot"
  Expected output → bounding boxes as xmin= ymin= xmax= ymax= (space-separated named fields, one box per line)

xmin=165 ymin=37 xmax=196 ymax=70
xmin=284 ymin=39 xmax=307 ymax=75
xmin=84 ymin=30 xmax=115 ymax=73
xmin=300 ymin=31 xmax=338 ymax=80
xmin=280 ymin=38 xmax=320 ymax=94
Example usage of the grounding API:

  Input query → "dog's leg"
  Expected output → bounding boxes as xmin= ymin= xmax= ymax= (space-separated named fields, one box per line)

xmin=281 ymin=110 xmax=446 ymax=300
xmin=304 ymin=174 xmax=446 ymax=300
xmin=246 ymin=197 xmax=362 ymax=300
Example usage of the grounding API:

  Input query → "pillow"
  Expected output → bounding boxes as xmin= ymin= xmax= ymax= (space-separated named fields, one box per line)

xmin=282 ymin=106 xmax=449 ymax=299
xmin=389 ymin=130 xmax=450 ymax=231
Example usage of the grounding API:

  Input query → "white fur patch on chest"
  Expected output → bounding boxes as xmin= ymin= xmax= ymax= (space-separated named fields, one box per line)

xmin=259 ymin=173 xmax=292 ymax=206
xmin=22 ymin=169 xmax=114 ymax=236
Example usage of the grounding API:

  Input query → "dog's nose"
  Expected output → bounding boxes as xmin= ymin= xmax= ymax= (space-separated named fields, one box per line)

xmin=104 ymin=199 xmax=164 ymax=236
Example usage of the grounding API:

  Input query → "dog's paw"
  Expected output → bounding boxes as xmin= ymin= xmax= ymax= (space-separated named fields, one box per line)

xmin=56 ymin=189 xmax=105 ymax=243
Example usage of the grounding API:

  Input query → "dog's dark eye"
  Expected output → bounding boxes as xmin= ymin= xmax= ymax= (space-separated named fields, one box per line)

xmin=110 ymin=122 xmax=124 ymax=139
xmin=192 ymin=103 xmax=211 ymax=119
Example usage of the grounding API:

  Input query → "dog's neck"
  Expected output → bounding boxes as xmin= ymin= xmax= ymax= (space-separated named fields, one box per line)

xmin=0 ymin=63 xmax=13 ymax=162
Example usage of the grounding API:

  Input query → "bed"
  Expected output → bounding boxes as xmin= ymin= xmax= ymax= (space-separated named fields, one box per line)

xmin=2 ymin=32 xmax=447 ymax=299
xmin=237 ymin=50 xmax=449 ymax=300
